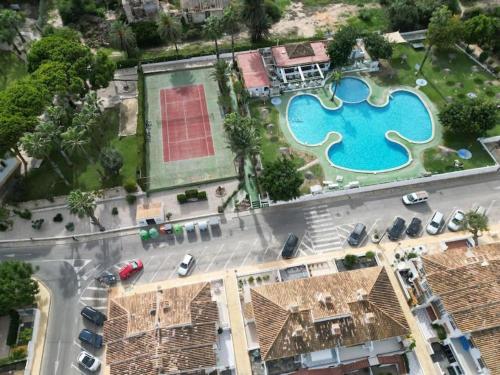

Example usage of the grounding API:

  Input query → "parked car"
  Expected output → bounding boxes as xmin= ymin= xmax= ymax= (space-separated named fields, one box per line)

xmin=406 ymin=217 xmax=422 ymax=237
xmin=388 ymin=217 xmax=406 ymax=241
xmin=78 ymin=329 xmax=103 ymax=349
xmin=347 ymin=223 xmax=366 ymax=247
xmin=427 ymin=211 xmax=445 ymax=235
xmin=447 ymin=210 xmax=465 ymax=231
xmin=95 ymin=271 xmax=117 ymax=286
xmin=281 ymin=233 xmax=299 ymax=259
xmin=402 ymin=191 xmax=429 ymax=205
xmin=118 ymin=259 xmax=143 ymax=280
xmin=81 ymin=306 xmax=107 ymax=326
xmin=77 ymin=351 xmax=101 ymax=372
xmin=178 ymin=254 xmax=195 ymax=276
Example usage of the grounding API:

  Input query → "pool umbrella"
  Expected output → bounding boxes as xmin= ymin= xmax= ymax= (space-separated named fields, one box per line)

xmin=173 ymin=224 xmax=183 ymax=235
xmin=139 ymin=229 xmax=149 ymax=240
xmin=149 ymin=227 xmax=159 ymax=239
xmin=457 ymin=149 xmax=472 ymax=160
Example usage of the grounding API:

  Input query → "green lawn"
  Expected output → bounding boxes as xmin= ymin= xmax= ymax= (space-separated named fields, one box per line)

xmin=19 ymin=108 xmax=139 ymax=201
xmin=347 ymin=8 xmax=390 ymax=32
xmin=0 ymin=52 xmax=27 ymax=91
xmin=370 ymin=44 xmax=499 ymax=173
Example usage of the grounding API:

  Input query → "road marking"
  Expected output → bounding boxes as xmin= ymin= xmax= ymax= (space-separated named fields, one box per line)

xmin=241 ymin=248 xmax=254 ymax=266
xmin=80 ymin=297 xmax=108 ymax=302
xmin=86 ymin=286 xmax=107 ymax=291
xmin=486 ymin=199 xmax=496 ymax=215
xmin=81 ymin=264 xmax=102 ymax=281
xmin=143 ymin=256 xmax=156 ymax=269
xmin=55 ymin=340 xmax=62 ymax=374
xmin=72 ymin=259 xmax=92 ymax=274
xmin=205 ymin=244 xmax=225 ymax=272
xmin=149 ymin=254 xmax=173 ymax=283
xmin=224 ymin=242 xmax=243 ymax=269
xmin=71 ymin=363 xmax=88 ymax=375
xmin=299 ymin=249 xmax=308 ymax=256
xmin=73 ymin=340 xmax=85 ymax=351
xmin=167 ymin=267 xmax=179 ymax=279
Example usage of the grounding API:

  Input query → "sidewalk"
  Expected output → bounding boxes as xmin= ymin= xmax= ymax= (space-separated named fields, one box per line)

xmin=31 ymin=279 xmax=51 ymax=375
xmin=0 ymin=179 xmax=238 ymax=242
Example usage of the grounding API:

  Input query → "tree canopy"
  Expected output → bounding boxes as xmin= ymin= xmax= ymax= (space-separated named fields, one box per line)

xmin=90 ymin=50 xmax=116 ymax=90
xmin=260 ymin=157 xmax=304 ymax=202
xmin=426 ymin=6 xmax=462 ymax=50
xmin=464 ymin=211 xmax=488 ymax=246
xmin=327 ymin=26 xmax=359 ymax=69
xmin=100 ymin=147 xmax=123 ymax=176
xmin=463 ymin=15 xmax=499 ymax=50
xmin=363 ymin=32 xmax=393 ymax=60
xmin=0 ymin=78 xmax=50 ymax=117
xmin=0 ymin=261 xmax=39 ymax=316
xmin=27 ymin=35 xmax=93 ymax=80
xmin=241 ymin=0 xmax=270 ymax=42
xmin=109 ymin=21 xmax=137 ymax=58
xmin=439 ymin=98 xmax=497 ymax=136
xmin=32 ymin=60 xmax=86 ymax=97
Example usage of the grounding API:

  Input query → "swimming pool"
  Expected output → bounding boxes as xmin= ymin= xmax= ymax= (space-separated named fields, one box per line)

xmin=331 ymin=77 xmax=370 ymax=103
xmin=287 ymin=78 xmax=433 ymax=172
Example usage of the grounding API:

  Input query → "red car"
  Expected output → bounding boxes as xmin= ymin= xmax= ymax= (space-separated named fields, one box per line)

xmin=118 ymin=259 xmax=143 ymax=280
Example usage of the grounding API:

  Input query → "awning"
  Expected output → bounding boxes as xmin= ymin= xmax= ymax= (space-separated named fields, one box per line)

xmin=384 ymin=31 xmax=406 ymax=44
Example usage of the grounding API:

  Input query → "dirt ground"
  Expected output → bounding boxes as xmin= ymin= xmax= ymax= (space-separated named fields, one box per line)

xmin=271 ymin=1 xmax=378 ymax=37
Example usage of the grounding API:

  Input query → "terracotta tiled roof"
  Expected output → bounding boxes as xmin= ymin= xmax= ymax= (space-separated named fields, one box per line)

xmin=249 ymin=267 xmax=409 ymax=361
xmin=236 ymin=51 xmax=270 ymax=89
xmin=104 ymin=283 xmax=219 ymax=375
xmin=272 ymin=41 xmax=329 ymax=68
xmin=422 ymin=244 xmax=500 ymax=375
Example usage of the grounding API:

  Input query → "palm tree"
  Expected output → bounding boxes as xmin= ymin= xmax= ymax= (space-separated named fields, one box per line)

xmin=223 ymin=4 xmax=240 ymax=66
xmin=330 ymin=70 xmax=343 ymax=103
xmin=20 ymin=131 xmax=70 ymax=186
xmin=204 ymin=16 xmax=224 ymax=59
xmin=241 ymin=0 xmax=270 ymax=42
xmin=157 ymin=13 xmax=182 ymax=58
xmin=109 ymin=21 xmax=137 ymax=58
xmin=223 ymin=113 xmax=260 ymax=176
xmin=61 ymin=127 xmax=92 ymax=163
xmin=210 ymin=60 xmax=230 ymax=95
xmin=37 ymin=120 xmax=72 ymax=166
xmin=464 ymin=211 xmax=489 ymax=246
xmin=67 ymin=190 xmax=105 ymax=231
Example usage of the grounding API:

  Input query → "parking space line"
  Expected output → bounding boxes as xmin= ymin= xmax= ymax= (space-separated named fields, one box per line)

xmin=81 ymin=297 xmax=108 ymax=301
xmin=167 ymin=267 xmax=179 ymax=279
xmin=73 ymin=340 xmax=84 ymax=352
xmin=71 ymin=363 xmax=88 ymax=375
xmin=204 ymin=245 xmax=225 ymax=272
xmin=224 ymin=242 xmax=243 ymax=269
xmin=241 ymin=248 xmax=254 ymax=266
xmin=486 ymin=199 xmax=496 ymax=215
xmin=149 ymin=254 xmax=173 ymax=283
xmin=86 ymin=286 xmax=107 ymax=291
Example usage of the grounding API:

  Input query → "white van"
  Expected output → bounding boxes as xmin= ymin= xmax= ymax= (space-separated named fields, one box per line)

xmin=426 ymin=211 xmax=444 ymax=235
xmin=402 ymin=191 xmax=429 ymax=205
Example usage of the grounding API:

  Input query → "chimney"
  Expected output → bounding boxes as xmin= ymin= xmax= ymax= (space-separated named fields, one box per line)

xmin=288 ymin=303 xmax=300 ymax=313
xmin=364 ymin=312 xmax=376 ymax=324
xmin=357 ymin=288 xmax=368 ymax=301
xmin=331 ymin=323 xmax=341 ymax=336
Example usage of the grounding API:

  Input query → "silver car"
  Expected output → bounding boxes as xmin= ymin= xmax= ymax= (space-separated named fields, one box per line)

xmin=447 ymin=210 xmax=465 ymax=232
xmin=178 ymin=254 xmax=195 ymax=276
xmin=78 ymin=351 xmax=100 ymax=372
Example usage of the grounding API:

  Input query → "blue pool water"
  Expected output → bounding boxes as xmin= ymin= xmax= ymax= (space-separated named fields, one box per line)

xmin=331 ymin=77 xmax=370 ymax=103
xmin=287 ymin=80 xmax=433 ymax=172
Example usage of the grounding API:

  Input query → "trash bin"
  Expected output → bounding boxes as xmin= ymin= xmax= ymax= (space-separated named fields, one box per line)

xmin=198 ymin=221 xmax=208 ymax=231
xmin=159 ymin=224 xmax=173 ymax=235
xmin=139 ymin=229 xmax=149 ymax=240
xmin=149 ymin=227 xmax=159 ymax=239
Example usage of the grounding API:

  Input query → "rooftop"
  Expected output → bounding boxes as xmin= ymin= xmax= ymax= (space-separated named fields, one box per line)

xmin=249 ymin=266 xmax=409 ymax=361
xmin=103 ymin=282 xmax=220 ymax=375
xmin=421 ymin=244 xmax=500 ymax=375
xmin=236 ymin=51 xmax=271 ymax=89
xmin=272 ymin=42 xmax=330 ymax=68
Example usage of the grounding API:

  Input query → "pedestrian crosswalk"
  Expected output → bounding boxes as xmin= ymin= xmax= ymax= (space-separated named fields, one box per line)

xmin=299 ymin=205 xmax=355 ymax=254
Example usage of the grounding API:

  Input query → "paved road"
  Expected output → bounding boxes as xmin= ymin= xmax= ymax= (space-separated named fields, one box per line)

xmin=1 ymin=172 xmax=500 ymax=375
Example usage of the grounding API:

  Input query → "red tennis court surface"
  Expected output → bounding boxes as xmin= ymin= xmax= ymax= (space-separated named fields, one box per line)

xmin=160 ymin=84 xmax=215 ymax=162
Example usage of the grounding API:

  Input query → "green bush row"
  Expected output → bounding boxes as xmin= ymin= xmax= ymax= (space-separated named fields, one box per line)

xmin=136 ymin=70 xmax=147 ymax=191
xmin=177 ymin=189 xmax=208 ymax=204
xmin=6 ymin=311 xmax=20 ymax=346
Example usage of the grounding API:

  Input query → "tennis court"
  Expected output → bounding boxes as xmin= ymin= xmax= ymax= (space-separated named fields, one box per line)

xmin=160 ymin=84 xmax=215 ymax=162
xmin=144 ymin=67 xmax=236 ymax=191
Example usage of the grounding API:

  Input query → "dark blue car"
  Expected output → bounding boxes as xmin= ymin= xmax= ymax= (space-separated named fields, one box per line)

xmin=78 ymin=329 xmax=103 ymax=349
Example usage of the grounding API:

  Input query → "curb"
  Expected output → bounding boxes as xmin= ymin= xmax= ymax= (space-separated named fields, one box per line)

xmin=30 ymin=278 xmax=52 ymax=375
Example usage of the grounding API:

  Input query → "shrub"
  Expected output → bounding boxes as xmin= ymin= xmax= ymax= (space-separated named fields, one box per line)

xmin=53 ymin=213 xmax=63 ymax=222
xmin=478 ymin=51 xmax=489 ymax=62
xmin=473 ymin=77 xmax=484 ymax=84
xmin=248 ymin=276 xmax=255 ymax=284
xmin=264 ymin=0 xmax=282 ymax=22
xmin=0 ymin=223 xmax=9 ymax=231
xmin=485 ymin=88 xmax=495 ymax=97
xmin=31 ymin=219 xmax=44 ymax=230
xmin=185 ymin=189 xmax=199 ymax=200
xmin=445 ymin=79 xmax=455 ymax=86
xmin=126 ymin=194 xmax=137 ymax=204
xmin=177 ymin=194 xmax=187 ymax=204
xmin=166 ymin=212 xmax=173 ymax=220
xmin=343 ymin=254 xmax=358 ymax=269
xmin=65 ymin=222 xmax=75 ymax=231
xmin=218 ymin=205 xmax=224 ymax=213
xmin=13 ymin=209 xmax=32 ymax=220
xmin=131 ymin=21 xmax=162 ymax=48
xmin=17 ymin=327 xmax=33 ymax=345
xmin=365 ymin=251 xmax=375 ymax=259
xmin=457 ymin=92 xmax=466 ymax=99
xmin=123 ymin=179 xmax=138 ymax=193
xmin=256 ymin=276 xmax=262 ymax=283
xmin=406 ymin=252 xmax=418 ymax=259
xmin=238 ymin=279 xmax=243 ymax=288
xmin=432 ymin=324 xmax=447 ymax=340
xmin=359 ymin=8 xmax=372 ymax=21
xmin=111 ymin=207 xmax=119 ymax=215
xmin=197 ymin=191 xmax=207 ymax=201
xmin=9 ymin=346 xmax=27 ymax=361
xmin=6 ymin=310 xmax=20 ymax=346
xmin=263 ymin=274 xmax=270 ymax=281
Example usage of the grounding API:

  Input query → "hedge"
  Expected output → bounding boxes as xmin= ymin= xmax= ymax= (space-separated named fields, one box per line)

xmin=197 ymin=191 xmax=207 ymax=200
xmin=185 ymin=189 xmax=199 ymax=200
xmin=136 ymin=69 xmax=147 ymax=191
xmin=6 ymin=311 xmax=20 ymax=346
xmin=177 ymin=194 xmax=187 ymax=204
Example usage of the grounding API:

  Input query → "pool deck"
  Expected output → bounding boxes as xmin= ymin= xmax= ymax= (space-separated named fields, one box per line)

xmin=272 ymin=73 xmax=442 ymax=187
